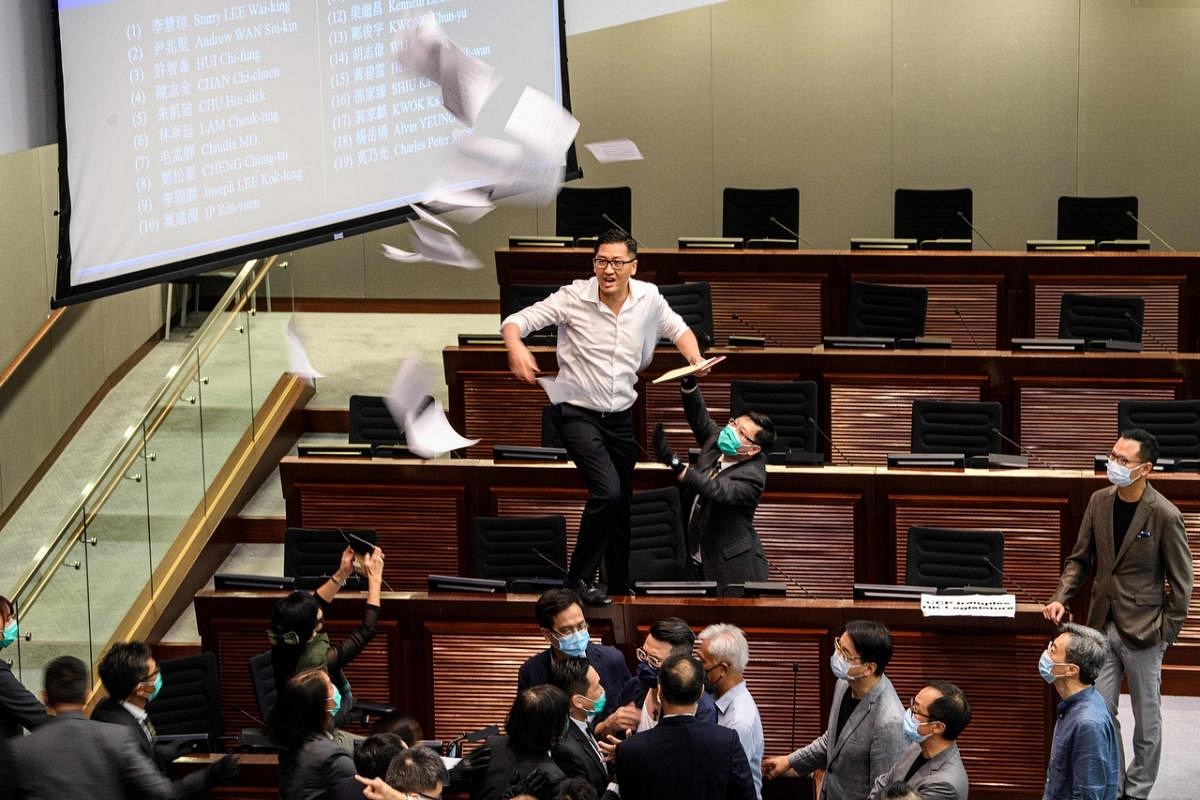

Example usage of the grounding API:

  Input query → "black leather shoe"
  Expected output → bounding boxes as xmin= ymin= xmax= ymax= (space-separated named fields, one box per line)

xmin=576 ymin=583 xmax=612 ymax=607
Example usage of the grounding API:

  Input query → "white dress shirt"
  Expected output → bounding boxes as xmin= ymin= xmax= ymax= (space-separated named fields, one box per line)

xmin=500 ymin=276 xmax=690 ymax=413
xmin=121 ymin=700 xmax=153 ymax=741
xmin=715 ymin=680 xmax=764 ymax=800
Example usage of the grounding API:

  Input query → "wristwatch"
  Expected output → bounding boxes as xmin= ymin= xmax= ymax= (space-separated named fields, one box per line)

xmin=669 ymin=455 xmax=683 ymax=474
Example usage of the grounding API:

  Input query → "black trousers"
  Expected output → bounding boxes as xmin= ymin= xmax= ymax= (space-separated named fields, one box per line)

xmin=553 ymin=403 xmax=636 ymax=595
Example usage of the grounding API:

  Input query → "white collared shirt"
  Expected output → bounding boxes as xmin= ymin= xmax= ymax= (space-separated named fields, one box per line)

xmin=569 ymin=716 xmax=604 ymax=763
xmin=501 ymin=277 xmax=690 ymax=413
xmin=121 ymin=700 xmax=153 ymax=741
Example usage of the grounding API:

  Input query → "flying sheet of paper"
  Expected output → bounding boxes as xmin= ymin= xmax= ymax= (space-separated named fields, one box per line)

xmin=380 ymin=243 xmax=425 ymax=263
xmin=410 ymin=202 xmax=458 ymax=236
xmin=504 ymin=86 xmax=580 ymax=159
xmin=405 ymin=396 xmax=479 ymax=458
xmin=284 ymin=318 xmax=324 ymax=382
xmin=410 ymin=221 xmax=483 ymax=269
xmin=394 ymin=15 xmax=495 ymax=126
xmin=584 ymin=138 xmax=644 ymax=163
xmin=383 ymin=357 xmax=432 ymax=430
xmin=421 ymin=188 xmax=495 ymax=225
xmin=438 ymin=135 xmax=564 ymax=206
xmin=536 ymin=376 xmax=581 ymax=406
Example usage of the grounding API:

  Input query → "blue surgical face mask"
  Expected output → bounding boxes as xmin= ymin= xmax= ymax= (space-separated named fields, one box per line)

xmin=717 ymin=425 xmax=744 ymax=456
xmin=556 ymin=629 xmax=589 ymax=658
xmin=329 ymin=684 xmax=342 ymax=719
xmin=903 ymin=708 xmax=931 ymax=744
xmin=581 ymin=689 xmax=607 ymax=722
xmin=148 ymin=672 xmax=163 ymax=703
xmin=1039 ymin=650 xmax=1071 ymax=684
xmin=0 ymin=619 xmax=17 ymax=650
xmin=1106 ymin=460 xmax=1135 ymax=488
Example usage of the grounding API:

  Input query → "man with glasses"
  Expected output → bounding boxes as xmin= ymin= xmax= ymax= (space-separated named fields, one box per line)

xmin=502 ymin=229 xmax=706 ymax=605
xmin=94 ymin=642 xmax=180 ymax=772
xmin=1043 ymin=428 xmax=1192 ymax=800
xmin=653 ymin=375 xmax=775 ymax=590
xmin=868 ymin=682 xmax=971 ymax=800
xmin=764 ymin=621 xmax=906 ymax=799
xmin=614 ymin=617 xmax=717 ymax=730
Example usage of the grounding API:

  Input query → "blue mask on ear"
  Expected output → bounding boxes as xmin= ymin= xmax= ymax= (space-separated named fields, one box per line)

xmin=329 ymin=684 xmax=342 ymax=719
xmin=148 ymin=672 xmax=163 ymax=703
xmin=0 ymin=619 xmax=17 ymax=650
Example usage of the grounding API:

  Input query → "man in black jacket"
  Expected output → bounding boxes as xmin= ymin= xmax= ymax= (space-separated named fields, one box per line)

xmin=654 ymin=376 xmax=774 ymax=591
xmin=93 ymin=641 xmax=179 ymax=771
xmin=0 ymin=596 xmax=47 ymax=791
xmin=549 ymin=657 xmax=611 ymax=797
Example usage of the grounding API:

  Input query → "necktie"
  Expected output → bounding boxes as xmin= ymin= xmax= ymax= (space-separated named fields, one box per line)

xmin=141 ymin=716 xmax=157 ymax=740
xmin=687 ymin=462 xmax=722 ymax=557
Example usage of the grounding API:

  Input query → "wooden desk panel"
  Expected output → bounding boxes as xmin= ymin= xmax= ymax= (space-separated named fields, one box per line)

xmin=195 ymin=592 xmax=1056 ymax=799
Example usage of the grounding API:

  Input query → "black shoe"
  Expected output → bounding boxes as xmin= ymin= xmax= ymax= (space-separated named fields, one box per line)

xmin=573 ymin=582 xmax=612 ymax=607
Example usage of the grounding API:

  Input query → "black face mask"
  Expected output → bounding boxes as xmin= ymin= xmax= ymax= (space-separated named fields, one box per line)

xmin=636 ymin=661 xmax=658 ymax=689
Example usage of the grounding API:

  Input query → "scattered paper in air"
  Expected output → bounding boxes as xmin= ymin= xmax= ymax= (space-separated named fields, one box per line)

xmin=383 ymin=357 xmax=432 ymax=430
xmin=410 ymin=221 xmax=483 ymax=270
xmin=380 ymin=243 xmax=425 ymax=263
xmin=584 ymin=138 xmax=644 ymax=163
xmin=411 ymin=202 xmax=458 ymax=236
xmin=421 ymin=188 xmax=496 ymax=225
xmin=920 ymin=593 xmax=1016 ymax=618
xmin=405 ymin=396 xmax=479 ymax=458
xmin=504 ymin=86 xmax=580 ymax=159
xmin=284 ymin=318 xmax=324 ymax=382
xmin=537 ymin=376 xmax=580 ymax=406
xmin=439 ymin=135 xmax=564 ymax=206
xmin=394 ymin=14 xmax=496 ymax=126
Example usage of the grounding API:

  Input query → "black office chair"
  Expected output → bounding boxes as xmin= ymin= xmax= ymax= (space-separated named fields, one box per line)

xmin=1118 ymin=399 xmax=1200 ymax=460
xmin=1057 ymin=196 xmax=1138 ymax=242
xmin=500 ymin=284 xmax=559 ymax=342
xmin=894 ymin=188 xmax=972 ymax=244
xmin=599 ymin=487 xmax=689 ymax=585
xmin=660 ymin=282 xmax=714 ymax=349
xmin=248 ymin=650 xmax=277 ymax=723
xmin=906 ymin=526 xmax=1004 ymax=591
xmin=730 ymin=381 xmax=819 ymax=456
xmin=145 ymin=652 xmax=222 ymax=753
xmin=284 ymin=528 xmax=379 ymax=590
xmin=911 ymin=400 xmax=1001 ymax=457
xmin=722 ymin=187 xmax=800 ymax=241
xmin=846 ymin=282 xmax=928 ymax=339
xmin=348 ymin=395 xmax=404 ymax=447
xmin=1058 ymin=293 xmax=1144 ymax=343
xmin=471 ymin=515 xmax=568 ymax=588
xmin=556 ymin=186 xmax=632 ymax=242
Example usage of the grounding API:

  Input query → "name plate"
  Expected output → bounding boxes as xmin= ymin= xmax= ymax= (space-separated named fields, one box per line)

xmin=921 ymin=594 xmax=1016 ymax=618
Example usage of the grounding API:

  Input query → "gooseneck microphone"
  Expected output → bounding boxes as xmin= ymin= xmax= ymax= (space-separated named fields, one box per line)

xmin=990 ymin=427 xmax=1053 ymax=469
xmin=1125 ymin=210 xmax=1176 ymax=252
xmin=955 ymin=211 xmax=995 ymax=250
xmin=763 ymin=555 xmax=815 ymax=599
xmin=731 ymin=312 xmax=784 ymax=348
xmin=806 ymin=415 xmax=854 ymax=466
xmin=1124 ymin=311 xmax=1173 ymax=352
xmin=600 ymin=213 xmax=629 ymax=237
xmin=983 ymin=556 xmax=1040 ymax=606
xmin=953 ymin=307 xmax=980 ymax=348
xmin=768 ymin=216 xmax=817 ymax=248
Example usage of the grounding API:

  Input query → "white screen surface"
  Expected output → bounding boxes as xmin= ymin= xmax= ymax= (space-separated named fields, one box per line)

xmin=54 ymin=0 xmax=566 ymax=298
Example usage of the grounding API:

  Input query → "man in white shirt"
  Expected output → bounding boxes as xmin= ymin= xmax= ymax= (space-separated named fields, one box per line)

xmin=501 ymin=229 xmax=705 ymax=603
xmin=698 ymin=623 xmax=765 ymax=800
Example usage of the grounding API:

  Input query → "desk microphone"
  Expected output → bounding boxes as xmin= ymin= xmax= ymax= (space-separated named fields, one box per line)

xmin=1123 ymin=311 xmax=1173 ymax=352
xmin=982 ymin=556 xmax=1040 ymax=606
xmin=806 ymin=415 xmax=854 ymax=466
xmin=768 ymin=216 xmax=817 ymax=248
xmin=955 ymin=211 xmax=995 ymax=250
xmin=763 ymin=555 xmax=814 ymax=598
xmin=989 ymin=427 xmax=1053 ymax=469
xmin=601 ymin=213 xmax=629 ymax=237
xmin=1125 ymin=210 xmax=1176 ymax=252
xmin=533 ymin=548 xmax=570 ymax=579
xmin=953 ymin=307 xmax=980 ymax=348
xmin=731 ymin=312 xmax=784 ymax=348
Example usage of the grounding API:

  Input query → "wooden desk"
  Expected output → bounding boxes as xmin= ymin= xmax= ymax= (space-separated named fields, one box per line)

xmin=278 ymin=457 xmax=1200 ymax=692
xmin=195 ymin=591 xmax=1055 ymax=799
xmin=444 ymin=345 xmax=1200 ymax=466
xmin=495 ymin=247 xmax=1200 ymax=351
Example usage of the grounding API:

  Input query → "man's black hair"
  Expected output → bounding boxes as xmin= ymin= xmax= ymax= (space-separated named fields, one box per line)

xmin=506 ymin=685 xmax=569 ymax=754
xmin=926 ymin=681 xmax=971 ymax=740
xmin=534 ymin=588 xmax=582 ymax=630
xmin=649 ymin=617 xmax=695 ymax=656
xmin=45 ymin=655 xmax=89 ymax=706
xmin=354 ymin=733 xmax=408 ymax=780
xmin=657 ymin=653 xmax=703 ymax=707
xmin=593 ymin=228 xmax=638 ymax=256
xmin=844 ymin=620 xmax=893 ymax=676
xmin=385 ymin=746 xmax=448 ymax=794
xmin=548 ymin=656 xmax=591 ymax=700
xmin=1119 ymin=428 xmax=1160 ymax=465
xmin=98 ymin=641 xmax=154 ymax=702
xmin=746 ymin=411 xmax=776 ymax=452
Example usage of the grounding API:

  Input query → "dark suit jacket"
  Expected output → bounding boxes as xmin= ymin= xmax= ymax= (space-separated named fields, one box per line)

xmin=0 ymin=659 xmax=48 ymax=790
xmin=278 ymin=733 xmax=356 ymax=800
xmin=473 ymin=734 xmax=566 ymax=800
xmin=868 ymin=742 xmax=969 ymax=800
xmin=91 ymin=696 xmax=179 ymax=773
xmin=614 ymin=675 xmax=719 ymax=725
xmin=518 ymin=643 xmax=630 ymax=723
xmin=679 ymin=384 xmax=769 ymax=590
xmin=1052 ymin=483 xmax=1194 ymax=647
xmin=615 ymin=714 xmax=755 ymax=800
xmin=552 ymin=719 xmax=610 ymax=796
xmin=6 ymin=711 xmax=201 ymax=800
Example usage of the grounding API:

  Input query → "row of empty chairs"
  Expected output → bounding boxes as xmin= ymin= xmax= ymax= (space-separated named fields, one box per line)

xmin=550 ymin=186 xmax=1147 ymax=247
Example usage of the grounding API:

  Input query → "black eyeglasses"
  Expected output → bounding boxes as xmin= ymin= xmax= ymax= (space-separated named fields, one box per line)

xmin=593 ymin=257 xmax=636 ymax=270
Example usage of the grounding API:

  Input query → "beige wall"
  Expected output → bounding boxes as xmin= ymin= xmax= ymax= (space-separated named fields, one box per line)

xmin=0 ymin=145 xmax=163 ymax=514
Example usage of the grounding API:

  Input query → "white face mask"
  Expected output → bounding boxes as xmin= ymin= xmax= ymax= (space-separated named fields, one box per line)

xmin=1107 ymin=460 xmax=1137 ymax=488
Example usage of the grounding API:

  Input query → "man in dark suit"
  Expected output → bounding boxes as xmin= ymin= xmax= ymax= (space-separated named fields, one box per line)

xmin=93 ymin=641 xmax=183 ymax=771
xmin=868 ymin=682 xmax=971 ymax=800
xmin=517 ymin=588 xmax=637 ymax=740
xmin=0 ymin=596 xmax=47 ymax=791
xmin=549 ymin=657 xmax=611 ymax=797
xmin=614 ymin=653 xmax=755 ymax=800
xmin=613 ymin=617 xmax=717 ymax=729
xmin=653 ymin=376 xmax=774 ymax=591
xmin=5 ymin=655 xmax=236 ymax=800
xmin=1044 ymin=429 xmax=1193 ymax=800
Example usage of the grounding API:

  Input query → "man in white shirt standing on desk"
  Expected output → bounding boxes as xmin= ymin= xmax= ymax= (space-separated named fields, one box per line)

xmin=501 ymin=229 xmax=706 ymax=605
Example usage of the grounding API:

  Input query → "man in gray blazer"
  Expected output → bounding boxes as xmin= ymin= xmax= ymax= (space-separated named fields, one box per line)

xmin=1044 ymin=429 xmax=1193 ymax=800
xmin=868 ymin=681 xmax=971 ymax=800
xmin=764 ymin=620 xmax=907 ymax=799
xmin=6 ymin=655 xmax=234 ymax=800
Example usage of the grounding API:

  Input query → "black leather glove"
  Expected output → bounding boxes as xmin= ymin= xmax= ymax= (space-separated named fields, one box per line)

xmin=680 ymin=375 xmax=698 ymax=392
xmin=205 ymin=754 xmax=240 ymax=787
xmin=654 ymin=423 xmax=684 ymax=475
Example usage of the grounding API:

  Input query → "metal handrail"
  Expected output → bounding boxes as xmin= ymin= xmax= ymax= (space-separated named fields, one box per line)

xmin=8 ymin=256 xmax=276 ymax=613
